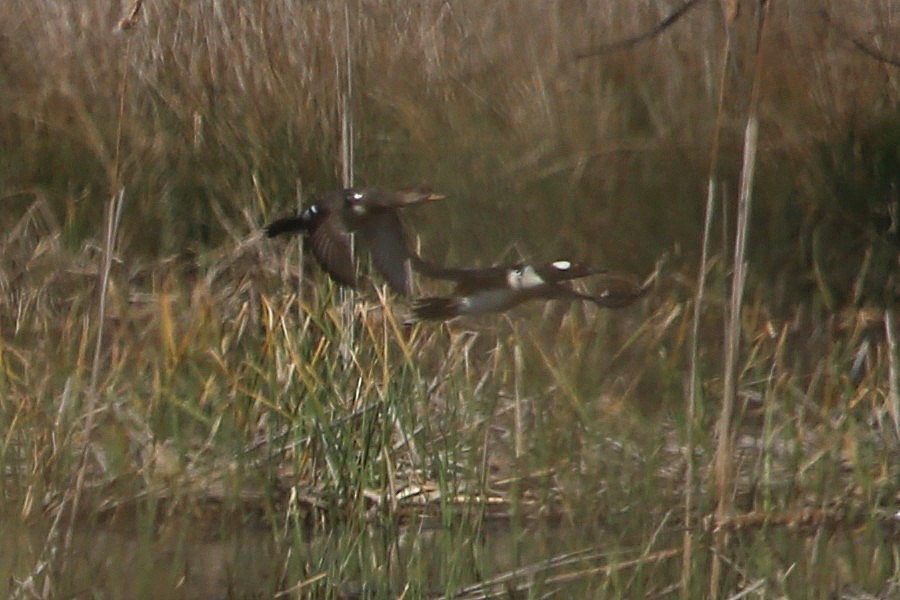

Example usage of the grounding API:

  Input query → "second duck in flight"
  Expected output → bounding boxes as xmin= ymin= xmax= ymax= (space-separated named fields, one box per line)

xmin=410 ymin=259 xmax=650 ymax=321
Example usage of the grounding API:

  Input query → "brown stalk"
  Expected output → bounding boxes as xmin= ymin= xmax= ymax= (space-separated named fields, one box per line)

xmin=886 ymin=306 xmax=899 ymax=440
xmin=450 ymin=547 xmax=681 ymax=599
xmin=337 ymin=1 xmax=356 ymax=363
xmin=682 ymin=176 xmax=717 ymax=598
xmin=683 ymin=3 xmax=733 ymax=596
xmin=64 ymin=187 xmax=126 ymax=557
xmin=721 ymin=0 xmax=739 ymax=26
xmin=118 ymin=0 xmax=144 ymax=31
xmin=295 ymin=178 xmax=306 ymax=319
xmin=710 ymin=1 xmax=772 ymax=597
xmin=513 ymin=334 xmax=524 ymax=459
xmin=60 ymin=23 xmax=134 ymax=560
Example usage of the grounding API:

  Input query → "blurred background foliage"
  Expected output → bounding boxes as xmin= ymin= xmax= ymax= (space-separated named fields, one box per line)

xmin=0 ymin=0 xmax=896 ymax=305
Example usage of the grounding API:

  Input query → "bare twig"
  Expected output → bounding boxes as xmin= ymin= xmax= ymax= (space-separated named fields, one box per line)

xmin=819 ymin=10 xmax=900 ymax=68
xmin=574 ymin=0 xmax=704 ymax=59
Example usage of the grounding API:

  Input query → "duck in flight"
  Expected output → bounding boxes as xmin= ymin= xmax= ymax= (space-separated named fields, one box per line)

xmin=410 ymin=258 xmax=651 ymax=321
xmin=265 ymin=187 xmax=445 ymax=296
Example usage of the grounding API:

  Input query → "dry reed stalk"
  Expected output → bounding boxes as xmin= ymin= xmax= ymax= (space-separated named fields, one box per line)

xmin=513 ymin=336 xmax=524 ymax=459
xmin=63 ymin=188 xmax=126 ymax=557
xmin=710 ymin=2 xmax=772 ymax=597
xmin=721 ymin=0 xmax=739 ymax=27
xmin=117 ymin=0 xmax=144 ymax=31
xmin=682 ymin=180 xmax=717 ymax=597
xmin=683 ymin=4 xmax=734 ymax=596
xmin=451 ymin=547 xmax=681 ymax=599
xmin=760 ymin=324 xmax=788 ymax=511
xmin=339 ymin=2 xmax=354 ymax=191
xmin=295 ymin=178 xmax=306 ymax=319
xmin=886 ymin=307 xmax=899 ymax=440
xmin=337 ymin=1 xmax=356 ymax=363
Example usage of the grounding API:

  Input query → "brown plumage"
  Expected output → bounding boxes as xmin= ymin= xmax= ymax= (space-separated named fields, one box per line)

xmin=265 ymin=187 xmax=445 ymax=296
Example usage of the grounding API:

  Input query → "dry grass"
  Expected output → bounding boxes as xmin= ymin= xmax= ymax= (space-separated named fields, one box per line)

xmin=1 ymin=2 xmax=896 ymax=268
xmin=1 ymin=1 xmax=898 ymax=598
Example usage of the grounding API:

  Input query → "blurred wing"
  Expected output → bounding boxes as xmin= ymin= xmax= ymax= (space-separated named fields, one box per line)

xmin=264 ymin=216 xmax=308 ymax=238
xmin=410 ymin=255 xmax=515 ymax=293
xmin=357 ymin=211 xmax=412 ymax=296
xmin=308 ymin=215 xmax=357 ymax=288
xmin=362 ymin=187 xmax=445 ymax=208
xmin=576 ymin=274 xmax=649 ymax=308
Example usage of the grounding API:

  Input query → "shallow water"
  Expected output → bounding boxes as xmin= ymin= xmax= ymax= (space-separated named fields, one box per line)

xmin=2 ymin=512 xmax=654 ymax=598
xmin=4 ymin=507 xmax=896 ymax=599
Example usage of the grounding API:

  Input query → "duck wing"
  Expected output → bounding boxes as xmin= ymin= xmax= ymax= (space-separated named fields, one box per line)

xmin=264 ymin=215 xmax=310 ymax=238
xmin=308 ymin=214 xmax=357 ymax=288
xmin=410 ymin=256 xmax=517 ymax=294
xmin=356 ymin=210 xmax=413 ymax=296
xmin=356 ymin=187 xmax=445 ymax=208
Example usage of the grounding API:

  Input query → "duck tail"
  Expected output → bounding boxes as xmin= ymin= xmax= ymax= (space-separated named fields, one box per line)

xmin=408 ymin=252 xmax=479 ymax=281
xmin=411 ymin=296 xmax=462 ymax=321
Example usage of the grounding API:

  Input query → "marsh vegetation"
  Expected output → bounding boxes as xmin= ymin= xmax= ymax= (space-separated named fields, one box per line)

xmin=1 ymin=1 xmax=898 ymax=598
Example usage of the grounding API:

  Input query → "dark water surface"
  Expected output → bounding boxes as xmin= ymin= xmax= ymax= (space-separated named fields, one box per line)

xmin=2 ymin=512 xmax=667 ymax=598
xmin=4 ymin=508 xmax=896 ymax=599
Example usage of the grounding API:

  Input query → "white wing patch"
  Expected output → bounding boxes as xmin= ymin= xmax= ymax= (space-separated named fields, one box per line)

xmin=515 ymin=265 xmax=545 ymax=290
xmin=551 ymin=260 xmax=571 ymax=270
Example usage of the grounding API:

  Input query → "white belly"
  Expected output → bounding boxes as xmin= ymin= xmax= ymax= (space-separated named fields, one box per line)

xmin=458 ymin=290 xmax=526 ymax=315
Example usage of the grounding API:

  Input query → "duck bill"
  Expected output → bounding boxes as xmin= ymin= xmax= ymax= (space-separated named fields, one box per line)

xmin=399 ymin=188 xmax=447 ymax=204
xmin=422 ymin=193 xmax=446 ymax=202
